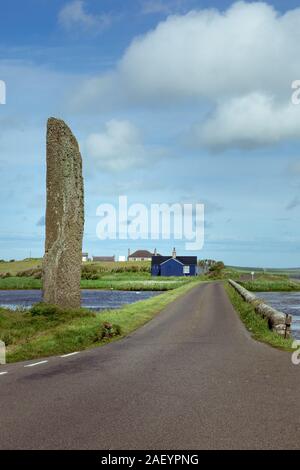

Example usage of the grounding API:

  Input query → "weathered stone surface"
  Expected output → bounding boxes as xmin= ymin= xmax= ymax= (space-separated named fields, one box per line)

xmin=43 ymin=117 xmax=84 ymax=308
xmin=228 ymin=279 xmax=292 ymax=337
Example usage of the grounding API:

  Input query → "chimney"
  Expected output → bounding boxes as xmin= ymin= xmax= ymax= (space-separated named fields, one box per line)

xmin=154 ymin=248 xmax=157 ymax=256
xmin=128 ymin=248 xmax=131 ymax=260
xmin=172 ymin=247 xmax=176 ymax=259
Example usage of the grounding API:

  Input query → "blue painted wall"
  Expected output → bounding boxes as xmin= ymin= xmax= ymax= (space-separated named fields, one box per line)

xmin=151 ymin=264 xmax=160 ymax=276
xmin=151 ymin=258 xmax=197 ymax=276
xmin=161 ymin=258 xmax=184 ymax=277
xmin=189 ymin=265 xmax=197 ymax=276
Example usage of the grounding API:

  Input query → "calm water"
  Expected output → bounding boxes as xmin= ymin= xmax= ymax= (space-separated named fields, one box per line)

xmin=255 ymin=291 xmax=300 ymax=339
xmin=0 ymin=290 xmax=161 ymax=312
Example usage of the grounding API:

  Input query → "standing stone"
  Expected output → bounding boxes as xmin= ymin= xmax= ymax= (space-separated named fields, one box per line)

xmin=43 ymin=118 xmax=84 ymax=308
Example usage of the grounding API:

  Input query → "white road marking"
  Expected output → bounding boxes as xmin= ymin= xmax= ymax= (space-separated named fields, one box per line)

xmin=60 ymin=352 xmax=79 ymax=358
xmin=24 ymin=360 xmax=48 ymax=368
xmin=0 ymin=371 xmax=8 ymax=376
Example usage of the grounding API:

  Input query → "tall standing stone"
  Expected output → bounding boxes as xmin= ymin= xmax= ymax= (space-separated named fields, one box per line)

xmin=43 ymin=118 xmax=84 ymax=308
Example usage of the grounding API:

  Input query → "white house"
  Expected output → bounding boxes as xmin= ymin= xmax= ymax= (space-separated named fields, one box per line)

xmin=128 ymin=248 xmax=160 ymax=262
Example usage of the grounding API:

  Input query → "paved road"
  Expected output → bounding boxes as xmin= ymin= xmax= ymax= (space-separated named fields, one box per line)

xmin=0 ymin=282 xmax=299 ymax=449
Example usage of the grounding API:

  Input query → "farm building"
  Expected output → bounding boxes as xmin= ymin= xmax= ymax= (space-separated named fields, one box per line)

xmin=92 ymin=256 xmax=115 ymax=262
xmin=128 ymin=248 xmax=160 ymax=261
xmin=82 ymin=252 xmax=89 ymax=262
xmin=151 ymin=248 xmax=197 ymax=277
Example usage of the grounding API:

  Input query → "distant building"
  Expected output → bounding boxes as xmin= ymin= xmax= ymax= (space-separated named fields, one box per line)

xmin=118 ymin=255 xmax=126 ymax=262
xmin=82 ymin=252 xmax=89 ymax=263
xmin=92 ymin=256 xmax=115 ymax=262
xmin=151 ymin=248 xmax=197 ymax=277
xmin=128 ymin=248 xmax=160 ymax=262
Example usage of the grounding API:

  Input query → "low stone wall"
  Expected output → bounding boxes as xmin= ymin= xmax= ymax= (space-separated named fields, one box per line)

xmin=228 ymin=279 xmax=292 ymax=338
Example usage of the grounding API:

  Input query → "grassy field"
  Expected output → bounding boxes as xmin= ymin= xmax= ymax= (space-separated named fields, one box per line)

xmin=1 ymin=259 xmax=299 ymax=292
xmin=0 ymin=258 xmax=42 ymax=275
xmin=0 ymin=274 xmax=191 ymax=291
xmin=224 ymin=282 xmax=293 ymax=351
xmin=0 ymin=259 xmax=151 ymax=275
xmin=238 ymin=277 xmax=300 ymax=292
xmin=227 ymin=265 xmax=300 ymax=275
xmin=0 ymin=277 xmax=42 ymax=289
xmin=81 ymin=278 xmax=190 ymax=291
xmin=1 ymin=280 xmax=200 ymax=363
xmin=0 ymin=259 xmax=194 ymax=290
xmin=221 ymin=266 xmax=300 ymax=291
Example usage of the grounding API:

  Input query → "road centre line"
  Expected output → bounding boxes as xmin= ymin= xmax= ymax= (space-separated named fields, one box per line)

xmin=24 ymin=360 xmax=48 ymax=368
xmin=60 ymin=352 xmax=80 ymax=358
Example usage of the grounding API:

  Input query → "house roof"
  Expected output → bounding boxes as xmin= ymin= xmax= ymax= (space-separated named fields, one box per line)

xmin=160 ymin=257 xmax=184 ymax=266
xmin=92 ymin=256 xmax=115 ymax=262
xmin=82 ymin=253 xmax=88 ymax=256
xmin=151 ymin=255 xmax=197 ymax=266
xmin=129 ymin=250 xmax=157 ymax=258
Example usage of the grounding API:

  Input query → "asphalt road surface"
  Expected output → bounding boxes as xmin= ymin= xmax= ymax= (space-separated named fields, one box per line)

xmin=0 ymin=282 xmax=299 ymax=449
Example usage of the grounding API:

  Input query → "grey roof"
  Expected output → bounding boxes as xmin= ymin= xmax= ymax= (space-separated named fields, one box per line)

xmin=92 ymin=256 xmax=115 ymax=262
xmin=128 ymin=250 xmax=155 ymax=258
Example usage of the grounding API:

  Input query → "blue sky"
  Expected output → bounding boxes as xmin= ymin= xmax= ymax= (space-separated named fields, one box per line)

xmin=1 ymin=0 xmax=300 ymax=267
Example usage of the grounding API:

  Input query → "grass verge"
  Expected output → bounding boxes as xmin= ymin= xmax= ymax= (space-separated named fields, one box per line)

xmin=0 ymin=276 xmax=190 ymax=291
xmin=0 ymin=277 xmax=42 ymax=289
xmin=80 ymin=278 xmax=189 ymax=291
xmin=224 ymin=282 xmax=293 ymax=351
xmin=1 ymin=280 xmax=200 ymax=363
xmin=239 ymin=279 xmax=300 ymax=292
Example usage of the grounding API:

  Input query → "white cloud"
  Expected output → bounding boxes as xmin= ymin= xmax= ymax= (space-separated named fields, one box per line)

xmin=194 ymin=93 xmax=300 ymax=150
xmin=85 ymin=119 xmax=160 ymax=172
xmin=119 ymin=2 xmax=300 ymax=101
xmin=58 ymin=0 xmax=111 ymax=33
xmin=71 ymin=1 xmax=300 ymax=149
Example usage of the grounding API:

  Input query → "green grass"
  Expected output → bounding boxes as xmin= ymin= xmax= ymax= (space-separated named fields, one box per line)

xmin=0 ymin=277 xmax=42 ymax=289
xmin=83 ymin=260 xmax=151 ymax=273
xmin=0 ymin=259 xmax=42 ymax=275
xmin=1 ymin=280 xmax=201 ymax=363
xmin=227 ymin=265 xmax=300 ymax=276
xmin=239 ymin=278 xmax=300 ymax=292
xmin=81 ymin=277 xmax=190 ymax=291
xmin=0 ymin=259 xmax=151 ymax=276
xmin=0 ymin=267 xmax=192 ymax=291
xmin=219 ymin=267 xmax=300 ymax=291
xmin=0 ymin=275 xmax=191 ymax=291
xmin=224 ymin=282 xmax=293 ymax=351
xmin=0 ymin=259 xmax=190 ymax=291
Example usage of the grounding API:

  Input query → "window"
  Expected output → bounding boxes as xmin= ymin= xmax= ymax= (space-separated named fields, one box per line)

xmin=183 ymin=265 xmax=190 ymax=274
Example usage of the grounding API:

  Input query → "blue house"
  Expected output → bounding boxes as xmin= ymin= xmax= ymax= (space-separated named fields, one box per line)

xmin=151 ymin=248 xmax=197 ymax=277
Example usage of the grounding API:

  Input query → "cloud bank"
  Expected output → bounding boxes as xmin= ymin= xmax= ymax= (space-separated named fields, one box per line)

xmin=71 ymin=1 xmax=300 ymax=150
xmin=85 ymin=119 xmax=163 ymax=172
